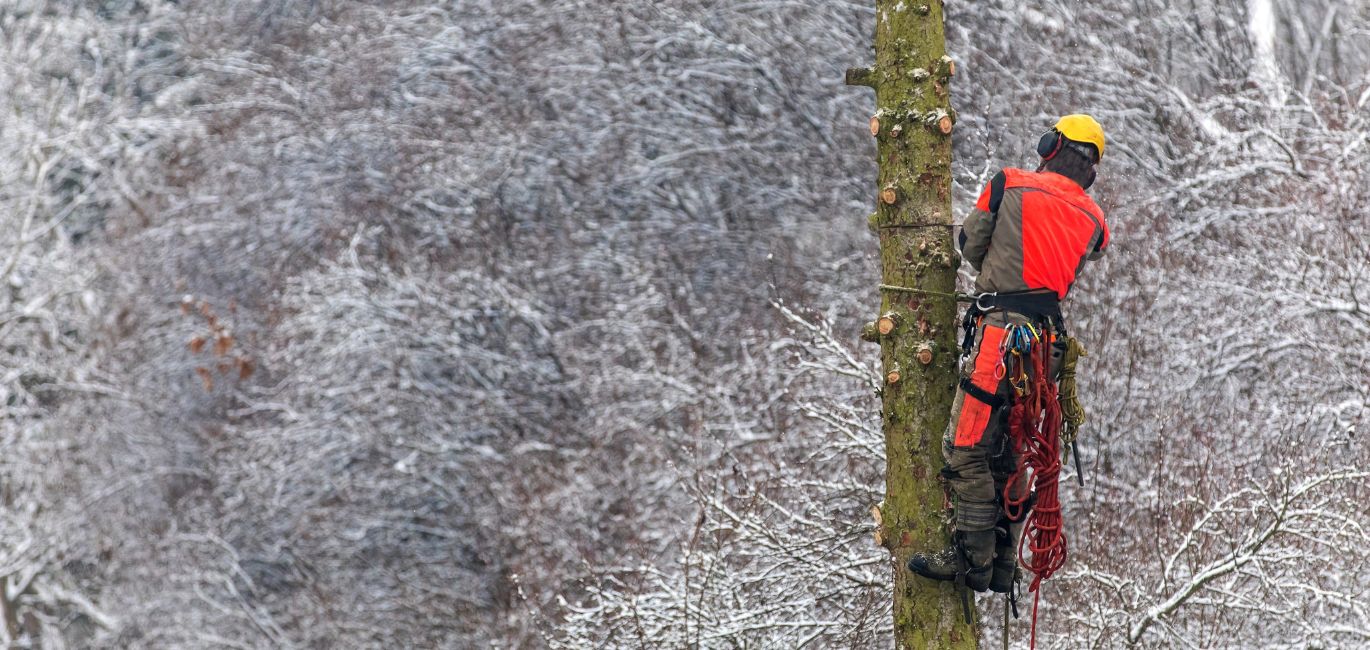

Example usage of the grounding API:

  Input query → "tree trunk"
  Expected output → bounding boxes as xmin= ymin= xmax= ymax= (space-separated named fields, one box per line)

xmin=847 ymin=2 xmax=978 ymax=648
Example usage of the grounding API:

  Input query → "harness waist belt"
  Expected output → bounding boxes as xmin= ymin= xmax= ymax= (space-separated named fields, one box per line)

xmin=960 ymin=290 xmax=1067 ymax=355
xmin=974 ymin=290 xmax=1063 ymax=323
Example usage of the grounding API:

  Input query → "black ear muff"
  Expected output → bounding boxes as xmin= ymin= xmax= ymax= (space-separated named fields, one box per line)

xmin=1081 ymin=166 xmax=1097 ymax=190
xmin=1036 ymin=129 xmax=1064 ymax=161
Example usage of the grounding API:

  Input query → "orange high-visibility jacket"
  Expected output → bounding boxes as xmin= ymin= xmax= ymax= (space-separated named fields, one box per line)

xmin=959 ymin=168 xmax=1109 ymax=300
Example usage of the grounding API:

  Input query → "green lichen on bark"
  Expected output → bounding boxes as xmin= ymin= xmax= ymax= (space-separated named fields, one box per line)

xmin=849 ymin=0 xmax=979 ymax=647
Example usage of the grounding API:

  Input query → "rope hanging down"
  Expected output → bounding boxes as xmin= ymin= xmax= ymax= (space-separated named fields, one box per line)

xmin=1001 ymin=328 xmax=1068 ymax=650
xmin=1057 ymin=336 xmax=1088 ymax=450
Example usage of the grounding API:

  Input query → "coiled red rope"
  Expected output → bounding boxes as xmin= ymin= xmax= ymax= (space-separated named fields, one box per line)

xmin=1002 ymin=334 xmax=1067 ymax=649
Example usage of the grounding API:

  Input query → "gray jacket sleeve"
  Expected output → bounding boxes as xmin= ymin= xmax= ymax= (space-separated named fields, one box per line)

xmin=1085 ymin=222 xmax=1109 ymax=261
xmin=960 ymin=207 xmax=995 ymax=271
xmin=959 ymin=171 xmax=1004 ymax=272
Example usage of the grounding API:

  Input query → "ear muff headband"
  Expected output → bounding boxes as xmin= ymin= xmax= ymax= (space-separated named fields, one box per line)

xmin=1037 ymin=129 xmax=1064 ymax=161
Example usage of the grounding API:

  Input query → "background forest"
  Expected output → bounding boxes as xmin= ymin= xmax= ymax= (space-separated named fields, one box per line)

xmin=0 ymin=0 xmax=1365 ymax=648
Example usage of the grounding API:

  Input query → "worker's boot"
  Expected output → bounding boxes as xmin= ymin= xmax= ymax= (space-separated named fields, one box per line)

xmin=907 ymin=530 xmax=995 ymax=592
xmin=989 ymin=520 xmax=1022 ymax=594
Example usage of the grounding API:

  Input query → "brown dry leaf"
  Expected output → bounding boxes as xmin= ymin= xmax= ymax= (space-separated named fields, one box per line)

xmin=195 ymin=367 xmax=214 ymax=391
xmin=238 ymin=357 xmax=256 ymax=380
xmin=188 ymin=336 xmax=206 ymax=354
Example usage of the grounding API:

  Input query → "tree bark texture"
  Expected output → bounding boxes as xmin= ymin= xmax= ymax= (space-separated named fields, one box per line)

xmin=848 ymin=1 xmax=978 ymax=648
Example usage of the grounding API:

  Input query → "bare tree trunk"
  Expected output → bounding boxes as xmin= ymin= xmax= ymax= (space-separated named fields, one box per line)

xmin=848 ymin=2 xmax=978 ymax=647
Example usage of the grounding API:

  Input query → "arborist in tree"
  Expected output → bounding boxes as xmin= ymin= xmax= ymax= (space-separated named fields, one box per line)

xmin=907 ymin=115 xmax=1108 ymax=615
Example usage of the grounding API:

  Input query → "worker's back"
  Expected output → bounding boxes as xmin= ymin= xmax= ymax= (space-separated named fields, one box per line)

xmin=962 ymin=167 xmax=1109 ymax=300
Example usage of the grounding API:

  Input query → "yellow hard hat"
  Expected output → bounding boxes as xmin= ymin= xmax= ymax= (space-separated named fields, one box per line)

xmin=1052 ymin=114 xmax=1105 ymax=161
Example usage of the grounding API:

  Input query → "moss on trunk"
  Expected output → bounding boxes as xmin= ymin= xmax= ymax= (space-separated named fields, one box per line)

xmin=849 ymin=1 xmax=979 ymax=647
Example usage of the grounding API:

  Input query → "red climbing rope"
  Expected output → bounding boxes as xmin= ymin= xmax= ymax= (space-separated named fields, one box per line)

xmin=1002 ymin=333 xmax=1067 ymax=650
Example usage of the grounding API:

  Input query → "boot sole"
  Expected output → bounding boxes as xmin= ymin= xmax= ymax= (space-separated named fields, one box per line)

xmin=907 ymin=558 xmax=991 ymax=592
xmin=906 ymin=558 xmax=956 ymax=582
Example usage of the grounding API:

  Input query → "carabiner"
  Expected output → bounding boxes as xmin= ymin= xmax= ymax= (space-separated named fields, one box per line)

xmin=974 ymin=291 xmax=998 ymax=312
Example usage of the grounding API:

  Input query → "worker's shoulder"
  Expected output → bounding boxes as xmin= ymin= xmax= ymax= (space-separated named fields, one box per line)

xmin=999 ymin=167 xmax=1069 ymax=191
xmin=1000 ymin=168 xmax=1104 ymax=219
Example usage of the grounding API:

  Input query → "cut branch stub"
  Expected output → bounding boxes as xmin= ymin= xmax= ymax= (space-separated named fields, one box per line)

xmin=880 ymin=186 xmax=898 ymax=205
xmin=878 ymin=312 xmax=899 ymax=335
xmin=886 ymin=365 xmax=902 ymax=385
xmin=845 ymin=66 xmax=876 ymax=88
xmin=916 ymin=343 xmax=934 ymax=365
xmin=870 ymin=116 xmax=881 ymax=136
xmin=938 ymin=115 xmax=954 ymax=135
xmin=861 ymin=321 xmax=881 ymax=343
xmin=890 ymin=123 xmax=903 ymax=137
